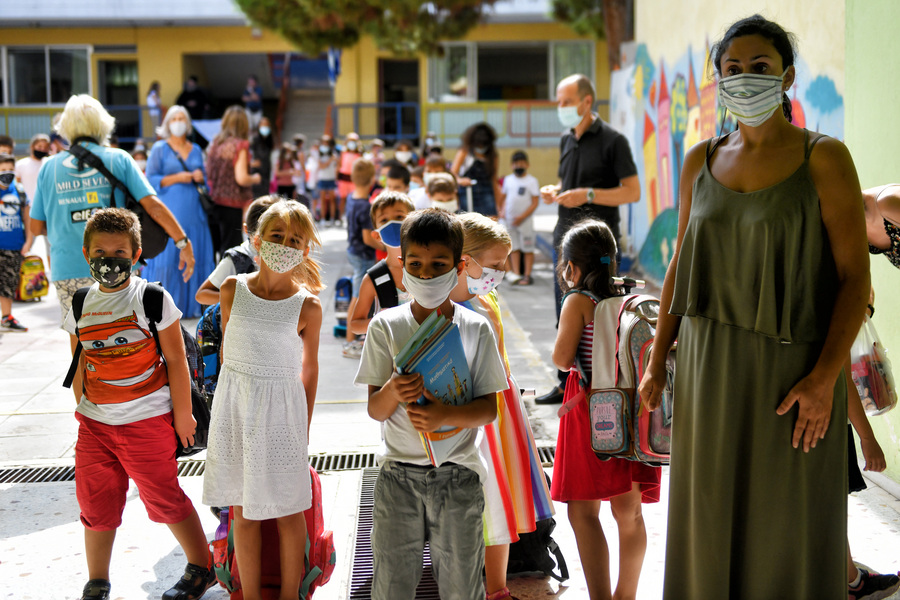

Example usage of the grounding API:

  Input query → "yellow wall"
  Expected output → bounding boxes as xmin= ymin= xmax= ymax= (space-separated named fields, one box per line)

xmin=0 ymin=25 xmax=292 ymax=110
xmin=334 ymin=22 xmax=607 ymax=142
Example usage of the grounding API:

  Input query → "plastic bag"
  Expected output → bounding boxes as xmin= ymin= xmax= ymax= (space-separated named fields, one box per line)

xmin=850 ymin=316 xmax=898 ymax=416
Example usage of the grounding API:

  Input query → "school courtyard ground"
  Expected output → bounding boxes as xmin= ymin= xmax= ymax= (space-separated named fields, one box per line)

xmin=2 ymin=203 xmax=899 ymax=599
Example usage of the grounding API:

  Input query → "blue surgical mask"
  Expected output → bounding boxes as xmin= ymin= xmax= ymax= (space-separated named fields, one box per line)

xmin=558 ymin=105 xmax=582 ymax=129
xmin=376 ymin=221 xmax=403 ymax=248
xmin=259 ymin=126 xmax=271 ymax=137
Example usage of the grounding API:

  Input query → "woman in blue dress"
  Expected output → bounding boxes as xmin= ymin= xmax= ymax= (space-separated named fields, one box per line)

xmin=143 ymin=105 xmax=216 ymax=318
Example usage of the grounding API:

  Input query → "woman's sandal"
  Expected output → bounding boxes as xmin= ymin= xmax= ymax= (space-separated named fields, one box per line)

xmin=80 ymin=579 xmax=111 ymax=600
xmin=515 ymin=275 xmax=533 ymax=285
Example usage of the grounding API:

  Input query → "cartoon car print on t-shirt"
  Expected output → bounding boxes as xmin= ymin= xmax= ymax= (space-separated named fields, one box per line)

xmin=78 ymin=311 xmax=167 ymax=404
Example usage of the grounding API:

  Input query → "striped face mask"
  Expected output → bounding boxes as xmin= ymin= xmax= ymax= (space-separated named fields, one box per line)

xmin=717 ymin=72 xmax=785 ymax=127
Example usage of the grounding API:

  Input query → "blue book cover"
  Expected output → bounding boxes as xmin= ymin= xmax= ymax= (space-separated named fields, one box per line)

xmin=395 ymin=314 xmax=472 ymax=466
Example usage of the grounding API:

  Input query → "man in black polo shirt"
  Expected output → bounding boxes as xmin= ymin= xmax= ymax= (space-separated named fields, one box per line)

xmin=535 ymin=73 xmax=641 ymax=405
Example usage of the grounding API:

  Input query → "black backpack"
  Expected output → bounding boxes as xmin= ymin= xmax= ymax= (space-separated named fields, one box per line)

xmin=366 ymin=259 xmax=399 ymax=311
xmin=507 ymin=472 xmax=569 ymax=581
xmin=64 ymin=282 xmax=210 ymax=457
xmin=196 ymin=247 xmax=258 ymax=395
xmin=506 ymin=516 xmax=569 ymax=581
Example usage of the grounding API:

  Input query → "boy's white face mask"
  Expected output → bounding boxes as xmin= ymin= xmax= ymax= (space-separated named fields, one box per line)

xmin=402 ymin=268 xmax=458 ymax=309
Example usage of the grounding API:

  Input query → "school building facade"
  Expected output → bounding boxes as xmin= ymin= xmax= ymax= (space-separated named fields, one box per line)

xmin=0 ymin=0 xmax=605 ymax=184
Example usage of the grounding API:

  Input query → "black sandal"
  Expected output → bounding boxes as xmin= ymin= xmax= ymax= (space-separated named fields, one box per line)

xmin=81 ymin=579 xmax=111 ymax=600
xmin=516 ymin=275 xmax=533 ymax=285
xmin=162 ymin=563 xmax=217 ymax=600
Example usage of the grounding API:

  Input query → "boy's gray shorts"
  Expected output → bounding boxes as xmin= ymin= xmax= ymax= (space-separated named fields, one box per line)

xmin=371 ymin=461 xmax=485 ymax=600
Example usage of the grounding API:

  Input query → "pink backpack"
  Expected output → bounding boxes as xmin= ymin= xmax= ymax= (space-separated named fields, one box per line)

xmin=558 ymin=292 xmax=675 ymax=466
xmin=211 ymin=465 xmax=336 ymax=599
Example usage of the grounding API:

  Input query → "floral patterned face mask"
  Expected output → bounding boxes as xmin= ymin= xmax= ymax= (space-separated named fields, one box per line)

xmin=466 ymin=258 xmax=505 ymax=295
xmin=259 ymin=240 xmax=305 ymax=273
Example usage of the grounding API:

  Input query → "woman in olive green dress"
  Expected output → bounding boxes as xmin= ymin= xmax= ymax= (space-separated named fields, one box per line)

xmin=639 ymin=15 xmax=870 ymax=600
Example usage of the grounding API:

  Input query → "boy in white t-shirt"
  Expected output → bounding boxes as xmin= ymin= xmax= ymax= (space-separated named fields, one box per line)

xmin=64 ymin=208 xmax=214 ymax=600
xmin=499 ymin=150 xmax=540 ymax=285
xmin=355 ymin=208 xmax=508 ymax=599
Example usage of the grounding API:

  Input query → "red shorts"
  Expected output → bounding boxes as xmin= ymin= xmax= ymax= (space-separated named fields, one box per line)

xmin=75 ymin=412 xmax=195 ymax=531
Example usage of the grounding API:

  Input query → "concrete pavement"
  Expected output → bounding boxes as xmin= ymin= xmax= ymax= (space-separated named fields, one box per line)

xmin=2 ymin=205 xmax=899 ymax=599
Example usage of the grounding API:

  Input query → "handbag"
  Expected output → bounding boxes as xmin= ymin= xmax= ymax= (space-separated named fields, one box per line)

xmin=67 ymin=142 xmax=169 ymax=259
xmin=850 ymin=316 xmax=898 ymax=416
xmin=173 ymin=149 xmax=215 ymax=214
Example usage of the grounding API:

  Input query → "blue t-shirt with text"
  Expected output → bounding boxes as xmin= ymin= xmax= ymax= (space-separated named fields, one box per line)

xmin=31 ymin=142 xmax=155 ymax=281
xmin=0 ymin=184 xmax=27 ymax=251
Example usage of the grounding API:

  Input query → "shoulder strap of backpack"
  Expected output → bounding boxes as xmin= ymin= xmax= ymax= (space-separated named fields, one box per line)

xmin=591 ymin=294 xmax=636 ymax=390
xmin=63 ymin=286 xmax=93 ymax=389
xmin=67 ymin=144 xmax=138 ymax=209
xmin=367 ymin=259 xmax=398 ymax=309
xmin=142 ymin=282 xmax=165 ymax=354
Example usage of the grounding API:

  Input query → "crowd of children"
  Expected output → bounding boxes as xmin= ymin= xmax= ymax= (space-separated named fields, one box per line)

xmin=29 ymin=124 xmax=897 ymax=600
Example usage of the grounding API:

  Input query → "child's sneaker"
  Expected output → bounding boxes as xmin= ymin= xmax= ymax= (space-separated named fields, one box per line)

xmin=161 ymin=563 xmax=216 ymax=600
xmin=849 ymin=568 xmax=900 ymax=600
xmin=80 ymin=579 xmax=111 ymax=600
xmin=0 ymin=315 xmax=27 ymax=332
xmin=342 ymin=339 xmax=364 ymax=359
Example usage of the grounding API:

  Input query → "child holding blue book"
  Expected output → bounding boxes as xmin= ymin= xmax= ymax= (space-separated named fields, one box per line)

xmin=449 ymin=212 xmax=554 ymax=600
xmin=355 ymin=208 xmax=508 ymax=599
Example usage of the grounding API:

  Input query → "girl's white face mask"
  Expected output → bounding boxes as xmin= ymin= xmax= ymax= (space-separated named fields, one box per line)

xmin=466 ymin=258 xmax=505 ymax=295
xmin=717 ymin=72 xmax=786 ymax=128
xmin=402 ymin=267 xmax=459 ymax=309
xmin=259 ymin=240 xmax=305 ymax=273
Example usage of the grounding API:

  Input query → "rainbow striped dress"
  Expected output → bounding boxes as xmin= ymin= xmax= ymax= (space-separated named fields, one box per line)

xmin=462 ymin=291 xmax=554 ymax=545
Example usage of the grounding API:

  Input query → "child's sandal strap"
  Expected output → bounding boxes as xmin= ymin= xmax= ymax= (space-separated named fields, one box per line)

xmin=486 ymin=587 xmax=512 ymax=600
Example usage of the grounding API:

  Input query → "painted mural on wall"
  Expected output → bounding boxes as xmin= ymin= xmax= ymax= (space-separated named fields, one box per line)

xmin=611 ymin=43 xmax=845 ymax=282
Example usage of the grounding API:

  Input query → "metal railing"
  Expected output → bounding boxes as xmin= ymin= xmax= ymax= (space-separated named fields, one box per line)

xmin=0 ymin=104 xmax=158 ymax=152
xmin=423 ymin=99 xmax=610 ymax=148
xmin=327 ymin=102 xmax=421 ymax=143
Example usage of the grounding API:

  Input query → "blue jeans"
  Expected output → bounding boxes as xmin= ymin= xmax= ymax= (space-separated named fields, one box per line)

xmin=371 ymin=461 xmax=485 ymax=600
xmin=347 ymin=250 xmax=375 ymax=298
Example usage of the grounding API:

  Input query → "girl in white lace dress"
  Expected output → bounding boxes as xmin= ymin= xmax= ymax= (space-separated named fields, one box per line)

xmin=203 ymin=199 xmax=324 ymax=600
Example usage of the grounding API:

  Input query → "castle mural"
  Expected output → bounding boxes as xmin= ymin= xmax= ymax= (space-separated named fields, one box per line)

xmin=611 ymin=43 xmax=845 ymax=282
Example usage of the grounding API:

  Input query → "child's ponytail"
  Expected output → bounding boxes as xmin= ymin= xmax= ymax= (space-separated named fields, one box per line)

xmin=557 ymin=219 xmax=620 ymax=299
xmin=296 ymin=252 xmax=325 ymax=294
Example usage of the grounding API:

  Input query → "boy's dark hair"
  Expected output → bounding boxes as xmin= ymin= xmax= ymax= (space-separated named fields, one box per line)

xmin=370 ymin=190 xmax=415 ymax=224
xmin=386 ymin=164 xmax=411 ymax=186
xmin=400 ymin=208 xmax=464 ymax=264
xmin=83 ymin=207 xmax=142 ymax=254
xmin=0 ymin=135 xmax=13 ymax=149
xmin=425 ymin=155 xmax=447 ymax=171
xmin=246 ymin=195 xmax=282 ymax=236
xmin=0 ymin=153 xmax=15 ymax=167
xmin=351 ymin=157 xmax=376 ymax=186
xmin=556 ymin=218 xmax=620 ymax=299
xmin=511 ymin=150 xmax=528 ymax=163
xmin=411 ymin=165 xmax=424 ymax=178
xmin=380 ymin=158 xmax=402 ymax=171
xmin=426 ymin=172 xmax=457 ymax=197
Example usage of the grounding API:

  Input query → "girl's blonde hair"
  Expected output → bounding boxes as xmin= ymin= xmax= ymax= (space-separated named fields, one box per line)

xmin=215 ymin=105 xmax=250 ymax=144
xmin=255 ymin=200 xmax=325 ymax=293
xmin=459 ymin=212 xmax=511 ymax=258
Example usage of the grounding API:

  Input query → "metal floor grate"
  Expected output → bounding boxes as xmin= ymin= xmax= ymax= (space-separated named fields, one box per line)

xmin=348 ymin=468 xmax=441 ymax=599
xmin=0 ymin=446 xmax=554 ymax=485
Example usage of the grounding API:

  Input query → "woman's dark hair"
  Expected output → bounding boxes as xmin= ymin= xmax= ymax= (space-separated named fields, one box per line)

xmin=710 ymin=14 xmax=797 ymax=122
xmin=460 ymin=122 xmax=498 ymax=179
xmin=556 ymin=219 xmax=620 ymax=299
